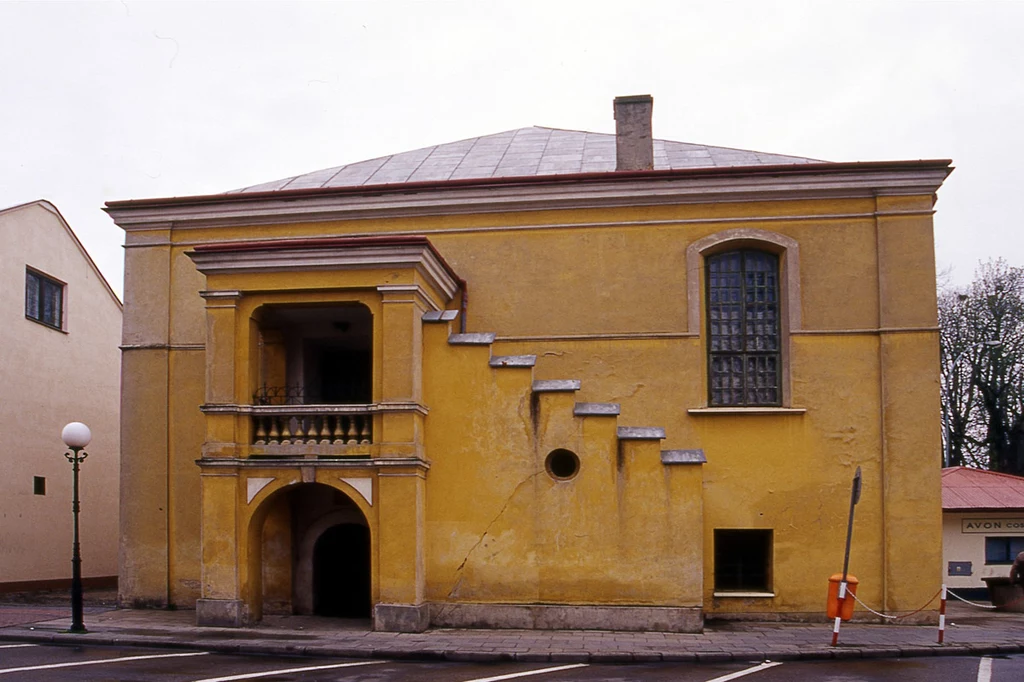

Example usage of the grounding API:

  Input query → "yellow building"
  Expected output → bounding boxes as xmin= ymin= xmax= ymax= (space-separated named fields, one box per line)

xmin=106 ymin=96 xmax=951 ymax=631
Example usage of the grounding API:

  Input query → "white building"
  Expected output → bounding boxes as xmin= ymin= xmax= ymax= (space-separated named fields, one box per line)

xmin=0 ymin=200 xmax=121 ymax=591
xmin=942 ymin=466 xmax=1024 ymax=599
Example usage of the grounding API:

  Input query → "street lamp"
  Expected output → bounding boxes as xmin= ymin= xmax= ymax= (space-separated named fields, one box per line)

xmin=61 ymin=421 xmax=91 ymax=633
xmin=942 ymin=341 xmax=1001 ymax=468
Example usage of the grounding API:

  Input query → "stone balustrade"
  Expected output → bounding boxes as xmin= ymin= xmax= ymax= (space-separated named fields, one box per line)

xmin=253 ymin=409 xmax=372 ymax=446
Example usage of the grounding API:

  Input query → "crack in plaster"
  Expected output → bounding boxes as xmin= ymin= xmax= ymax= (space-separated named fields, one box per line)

xmin=444 ymin=470 xmax=544 ymax=605
xmin=517 ymin=394 xmax=532 ymax=441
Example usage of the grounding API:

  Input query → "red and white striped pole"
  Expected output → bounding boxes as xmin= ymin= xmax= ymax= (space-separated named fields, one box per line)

xmin=938 ymin=584 xmax=947 ymax=644
xmin=831 ymin=581 xmax=847 ymax=646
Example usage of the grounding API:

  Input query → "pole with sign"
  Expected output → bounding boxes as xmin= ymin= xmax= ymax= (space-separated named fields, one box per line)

xmin=831 ymin=466 xmax=862 ymax=646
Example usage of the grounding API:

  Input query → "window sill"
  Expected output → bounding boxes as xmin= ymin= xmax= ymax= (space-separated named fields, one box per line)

xmin=688 ymin=407 xmax=806 ymax=416
xmin=25 ymin=315 xmax=67 ymax=333
xmin=713 ymin=591 xmax=776 ymax=599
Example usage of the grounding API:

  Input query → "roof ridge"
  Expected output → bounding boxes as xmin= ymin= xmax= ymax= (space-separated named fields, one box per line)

xmin=226 ymin=125 xmax=829 ymax=194
xmin=943 ymin=465 xmax=1024 ymax=483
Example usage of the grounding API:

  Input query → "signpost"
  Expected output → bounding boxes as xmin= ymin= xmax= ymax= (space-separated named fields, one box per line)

xmin=831 ymin=466 xmax=862 ymax=646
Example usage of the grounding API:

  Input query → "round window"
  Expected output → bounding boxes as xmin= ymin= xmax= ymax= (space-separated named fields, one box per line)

xmin=545 ymin=449 xmax=580 ymax=480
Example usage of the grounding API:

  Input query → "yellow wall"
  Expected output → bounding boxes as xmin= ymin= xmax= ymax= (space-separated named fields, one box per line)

xmin=116 ymin=190 xmax=943 ymax=623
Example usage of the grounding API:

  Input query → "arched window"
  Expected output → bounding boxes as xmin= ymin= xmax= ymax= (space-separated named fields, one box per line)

xmin=706 ymin=250 xmax=780 ymax=406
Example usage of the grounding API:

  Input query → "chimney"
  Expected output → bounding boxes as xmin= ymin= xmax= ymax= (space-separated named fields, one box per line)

xmin=614 ymin=95 xmax=654 ymax=171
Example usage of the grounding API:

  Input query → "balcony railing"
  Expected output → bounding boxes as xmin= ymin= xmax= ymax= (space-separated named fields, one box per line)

xmin=253 ymin=408 xmax=372 ymax=446
xmin=199 ymin=399 xmax=427 ymax=458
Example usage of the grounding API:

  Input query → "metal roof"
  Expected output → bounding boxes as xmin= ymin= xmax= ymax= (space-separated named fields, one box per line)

xmin=942 ymin=466 xmax=1024 ymax=510
xmin=227 ymin=126 xmax=824 ymax=194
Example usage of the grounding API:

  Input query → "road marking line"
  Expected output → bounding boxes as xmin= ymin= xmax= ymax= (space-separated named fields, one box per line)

xmin=192 ymin=659 xmax=385 ymax=682
xmin=0 ymin=651 xmax=208 ymax=675
xmin=461 ymin=663 xmax=589 ymax=682
xmin=978 ymin=656 xmax=993 ymax=682
xmin=707 ymin=661 xmax=784 ymax=682
xmin=0 ymin=645 xmax=37 ymax=649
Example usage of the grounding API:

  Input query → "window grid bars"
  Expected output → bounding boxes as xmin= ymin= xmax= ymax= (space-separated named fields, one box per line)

xmin=707 ymin=251 xmax=780 ymax=406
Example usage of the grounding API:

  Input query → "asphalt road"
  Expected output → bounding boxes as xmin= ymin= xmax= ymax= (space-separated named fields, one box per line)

xmin=2 ymin=644 xmax=1023 ymax=681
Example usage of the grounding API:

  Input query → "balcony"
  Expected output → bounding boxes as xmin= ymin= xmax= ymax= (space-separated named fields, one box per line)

xmin=201 ymin=399 xmax=427 ymax=459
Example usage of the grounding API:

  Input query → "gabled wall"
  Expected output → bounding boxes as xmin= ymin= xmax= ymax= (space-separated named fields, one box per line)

xmin=0 ymin=201 xmax=121 ymax=587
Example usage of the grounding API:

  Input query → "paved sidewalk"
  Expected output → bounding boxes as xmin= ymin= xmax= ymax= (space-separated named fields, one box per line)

xmin=2 ymin=600 xmax=1024 ymax=664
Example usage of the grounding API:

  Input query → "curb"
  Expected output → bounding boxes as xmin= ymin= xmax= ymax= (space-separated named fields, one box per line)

xmin=2 ymin=629 xmax=1022 ymax=664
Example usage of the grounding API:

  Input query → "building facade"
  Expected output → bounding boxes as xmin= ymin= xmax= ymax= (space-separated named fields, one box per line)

xmin=942 ymin=466 xmax=1024 ymax=598
xmin=0 ymin=200 xmax=121 ymax=591
xmin=106 ymin=97 xmax=951 ymax=631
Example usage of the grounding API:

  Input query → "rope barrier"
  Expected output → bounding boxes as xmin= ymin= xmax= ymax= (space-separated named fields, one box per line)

xmin=828 ymin=580 xmax=1019 ymax=646
xmin=946 ymin=585 xmax=1024 ymax=610
xmin=848 ymin=587 xmax=941 ymax=620
xmin=848 ymin=591 xmax=898 ymax=619
xmin=945 ymin=588 xmax=999 ymax=610
xmin=830 ymin=582 xmax=943 ymax=646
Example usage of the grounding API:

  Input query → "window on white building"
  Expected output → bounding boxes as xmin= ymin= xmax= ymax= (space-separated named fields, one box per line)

xmin=25 ymin=268 xmax=64 ymax=330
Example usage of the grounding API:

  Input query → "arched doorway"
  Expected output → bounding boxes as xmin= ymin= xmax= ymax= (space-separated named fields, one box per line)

xmin=252 ymin=482 xmax=372 ymax=621
xmin=313 ymin=523 xmax=371 ymax=617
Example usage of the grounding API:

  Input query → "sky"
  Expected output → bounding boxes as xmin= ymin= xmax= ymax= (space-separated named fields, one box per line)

xmin=2 ymin=0 xmax=1022 ymax=299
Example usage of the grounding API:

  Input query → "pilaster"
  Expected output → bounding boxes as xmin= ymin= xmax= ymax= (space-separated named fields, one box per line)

xmin=377 ymin=285 xmax=430 ymax=457
xmin=197 ymin=469 xmax=244 ymax=626
xmin=200 ymin=290 xmax=243 ymax=456
xmin=374 ymin=467 xmax=427 ymax=631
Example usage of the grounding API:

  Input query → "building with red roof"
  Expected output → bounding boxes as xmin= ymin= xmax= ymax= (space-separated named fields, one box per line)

xmin=943 ymin=466 xmax=1024 ymax=597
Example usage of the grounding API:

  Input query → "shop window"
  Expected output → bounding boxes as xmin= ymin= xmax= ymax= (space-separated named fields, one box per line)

xmin=714 ymin=529 xmax=772 ymax=592
xmin=985 ymin=536 xmax=1024 ymax=564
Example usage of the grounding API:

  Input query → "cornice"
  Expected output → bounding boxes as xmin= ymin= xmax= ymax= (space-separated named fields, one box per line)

xmin=120 ymin=209 xmax=938 ymax=250
xmin=196 ymin=457 xmax=430 ymax=471
xmin=187 ymin=242 xmax=461 ymax=302
xmin=105 ymin=164 xmax=953 ymax=232
xmin=200 ymin=401 xmax=430 ymax=416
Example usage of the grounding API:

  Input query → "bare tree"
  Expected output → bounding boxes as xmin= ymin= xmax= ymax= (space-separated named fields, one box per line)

xmin=939 ymin=260 xmax=1024 ymax=473
xmin=939 ymin=288 xmax=984 ymax=467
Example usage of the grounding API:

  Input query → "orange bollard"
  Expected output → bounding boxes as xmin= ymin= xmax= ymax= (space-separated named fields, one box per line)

xmin=827 ymin=573 xmax=859 ymax=621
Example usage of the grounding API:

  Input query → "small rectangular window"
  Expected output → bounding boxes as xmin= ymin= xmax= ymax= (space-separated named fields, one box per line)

xmin=985 ymin=536 xmax=1024 ymax=564
xmin=25 ymin=268 xmax=64 ymax=330
xmin=715 ymin=529 xmax=772 ymax=592
xmin=33 ymin=476 xmax=46 ymax=495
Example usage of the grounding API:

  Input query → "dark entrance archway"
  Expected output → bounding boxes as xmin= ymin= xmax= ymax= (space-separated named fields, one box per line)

xmin=312 ymin=523 xmax=371 ymax=617
xmin=252 ymin=482 xmax=372 ymax=622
